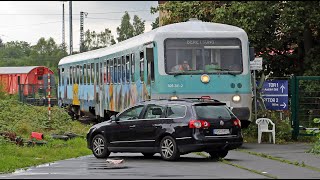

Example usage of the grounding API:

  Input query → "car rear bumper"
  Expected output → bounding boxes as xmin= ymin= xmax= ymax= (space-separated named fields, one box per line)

xmin=176 ymin=136 xmax=243 ymax=154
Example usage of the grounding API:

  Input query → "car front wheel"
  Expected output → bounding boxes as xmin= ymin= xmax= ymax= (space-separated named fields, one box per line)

xmin=160 ymin=136 xmax=180 ymax=161
xmin=92 ymin=134 xmax=110 ymax=158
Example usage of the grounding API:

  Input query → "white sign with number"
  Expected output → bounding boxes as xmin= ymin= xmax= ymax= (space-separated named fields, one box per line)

xmin=250 ymin=57 xmax=263 ymax=70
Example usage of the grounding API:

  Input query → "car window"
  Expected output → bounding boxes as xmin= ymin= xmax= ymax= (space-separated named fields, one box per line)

xmin=166 ymin=105 xmax=186 ymax=118
xmin=143 ymin=104 xmax=166 ymax=119
xmin=118 ymin=105 xmax=144 ymax=121
xmin=194 ymin=105 xmax=231 ymax=119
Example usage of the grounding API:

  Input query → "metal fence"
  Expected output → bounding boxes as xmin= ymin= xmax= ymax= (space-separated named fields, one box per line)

xmin=18 ymin=84 xmax=58 ymax=106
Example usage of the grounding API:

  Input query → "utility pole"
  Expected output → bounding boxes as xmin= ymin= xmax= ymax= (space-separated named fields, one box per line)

xmin=69 ymin=1 xmax=73 ymax=55
xmin=80 ymin=11 xmax=88 ymax=53
xmin=62 ymin=2 xmax=66 ymax=49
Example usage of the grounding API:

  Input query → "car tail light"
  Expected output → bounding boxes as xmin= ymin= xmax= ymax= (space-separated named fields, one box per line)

xmin=189 ymin=120 xmax=211 ymax=129
xmin=233 ymin=118 xmax=241 ymax=127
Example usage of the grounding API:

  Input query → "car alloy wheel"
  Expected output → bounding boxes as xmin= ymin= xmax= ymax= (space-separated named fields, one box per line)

xmin=160 ymin=136 xmax=180 ymax=161
xmin=92 ymin=134 xmax=110 ymax=158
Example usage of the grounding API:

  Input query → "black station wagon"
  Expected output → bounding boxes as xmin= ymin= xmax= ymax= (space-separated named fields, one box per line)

xmin=86 ymin=98 xmax=243 ymax=161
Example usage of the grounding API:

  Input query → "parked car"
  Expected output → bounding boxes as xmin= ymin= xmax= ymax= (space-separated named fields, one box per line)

xmin=86 ymin=98 xmax=243 ymax=161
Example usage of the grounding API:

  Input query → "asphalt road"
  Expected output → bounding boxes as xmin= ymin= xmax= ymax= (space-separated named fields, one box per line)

xmin=1 ymin=143 xmax=320 ymax=179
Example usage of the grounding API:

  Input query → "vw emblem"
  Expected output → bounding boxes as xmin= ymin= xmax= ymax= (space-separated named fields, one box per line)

xmin=220 ymin=120 xmax=224 ymax=126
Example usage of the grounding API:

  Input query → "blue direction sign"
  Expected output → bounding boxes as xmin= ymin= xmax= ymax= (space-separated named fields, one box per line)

xmin=260 ymin=80 xmax=288 ymax=110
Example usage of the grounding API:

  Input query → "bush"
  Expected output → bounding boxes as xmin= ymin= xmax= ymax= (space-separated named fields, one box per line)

xmin=0 ymin=95 xmax=91 ymax=141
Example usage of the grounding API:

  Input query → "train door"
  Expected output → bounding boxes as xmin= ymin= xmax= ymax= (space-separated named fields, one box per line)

xmin=144 ymin=42 xmax=154 ymax=99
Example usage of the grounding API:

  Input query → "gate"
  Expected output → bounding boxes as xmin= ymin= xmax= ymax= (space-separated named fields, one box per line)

xmin=291 ymin=76 xmax=320 ymax=140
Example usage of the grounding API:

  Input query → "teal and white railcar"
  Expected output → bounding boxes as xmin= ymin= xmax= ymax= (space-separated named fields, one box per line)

xmin=58 ymin=19 xmax=254 ymax=127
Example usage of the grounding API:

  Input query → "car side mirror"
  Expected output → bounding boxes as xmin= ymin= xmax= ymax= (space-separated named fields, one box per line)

xmin=110 ymin=115 xmax=117 ymax=121
xmin=249 ymin=47 xmax=255 ymax=61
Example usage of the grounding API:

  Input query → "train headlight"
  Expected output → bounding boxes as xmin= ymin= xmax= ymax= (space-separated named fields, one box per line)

xmin=232 ymin=95 xmax=241 ymax=102
xmin=170 ymin=96 xmax=178 ymax=100
xmin=201 ymin=74 xmax=210 ymax=84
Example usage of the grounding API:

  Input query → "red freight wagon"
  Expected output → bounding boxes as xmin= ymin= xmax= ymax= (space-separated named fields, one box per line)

xmin=0 ymin=66 xmax=54 ymax=96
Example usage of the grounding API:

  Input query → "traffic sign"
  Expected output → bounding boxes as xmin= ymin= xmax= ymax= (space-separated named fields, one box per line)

xmin=261 ymin=80 xmax=288 ymax=94
xmin=250 ymin=57 xmax=263 ymax=70
xmin=262 ymin=95 xmax=288 ymax=110
xmin=260 ymin=80 xmax=288 ymax=110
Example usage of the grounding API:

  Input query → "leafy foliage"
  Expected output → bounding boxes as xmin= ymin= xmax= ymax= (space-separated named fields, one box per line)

xmin=152 ymin=1 xmax=320 ymax=77
xmin=116 ymin=11 xmax=146 ymax=42
xmin=0 ymin=38 xmax=67 ymax=75
xmin=117 ymin=11 xmax=134 ymax=42
xmin=82 ymin=28 xmax=116 ymax=52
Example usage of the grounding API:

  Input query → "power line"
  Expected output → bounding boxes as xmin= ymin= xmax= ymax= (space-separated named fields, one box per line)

xmin=86 ymin=17 xmax=155 ymax=21
xmin=0 ymin=10 xmax=151 ymax=16
xmin=0 ymin=21 xmax=62 ymax=29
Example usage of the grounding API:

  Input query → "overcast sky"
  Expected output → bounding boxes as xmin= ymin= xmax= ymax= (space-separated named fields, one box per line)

xmin=0 ymin=1 xmax=159 ymax=51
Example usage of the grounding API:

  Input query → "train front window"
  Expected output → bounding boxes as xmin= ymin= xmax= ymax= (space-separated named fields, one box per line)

xmin=165 ymin=38 xmax=243 ymax=75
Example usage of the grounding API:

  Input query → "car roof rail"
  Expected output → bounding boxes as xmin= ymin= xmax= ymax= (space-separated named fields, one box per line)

xmin=179 ymin=97 xmax=221 ymax=102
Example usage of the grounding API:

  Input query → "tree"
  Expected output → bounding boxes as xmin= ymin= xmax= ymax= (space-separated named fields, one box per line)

xmin=83 ymin=28 xmax=116 ymax=51
xmin=151 ymin=1 xmax=320 ymax=77
xmin=0 ymin=38 xmax=3 ymax=48
xmin=133 ymin=15 xmax=145 ymax=36
xmin=116 ymin=11 xmax=134 ymax=42
xmin=151 ymin=17 xmax=159 ymax=30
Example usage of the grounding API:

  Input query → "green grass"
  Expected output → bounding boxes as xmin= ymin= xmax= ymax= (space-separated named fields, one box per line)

xmin=0 ymin=137 xmax=92 ymax=174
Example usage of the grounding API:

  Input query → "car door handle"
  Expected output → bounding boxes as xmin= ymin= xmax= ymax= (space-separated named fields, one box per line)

xmin=129 ymin=125 xmax=136 ymax=128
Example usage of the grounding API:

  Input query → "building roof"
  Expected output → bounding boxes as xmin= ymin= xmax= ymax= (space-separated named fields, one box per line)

xmin=0 ymin=66 xmax=40 ymax=74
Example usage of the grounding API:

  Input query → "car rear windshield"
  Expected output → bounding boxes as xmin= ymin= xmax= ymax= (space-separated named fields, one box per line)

xmin=193 ymin=104 xmax=232 ymax=119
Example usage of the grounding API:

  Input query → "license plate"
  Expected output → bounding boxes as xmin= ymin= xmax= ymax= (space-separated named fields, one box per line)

xmin=213 ymin=129 xmax=230 ymax=135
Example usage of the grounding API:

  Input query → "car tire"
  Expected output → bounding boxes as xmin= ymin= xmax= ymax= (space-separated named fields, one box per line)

xmin=142 ymin=153 xmax=155 ymax=158
xmin=91 ymin=134 xmax=110 ymax=158
xmin=209 ymin=150 xmax=228 ymax=159
xmin=159 ymin=136 xmax=180 ymax=161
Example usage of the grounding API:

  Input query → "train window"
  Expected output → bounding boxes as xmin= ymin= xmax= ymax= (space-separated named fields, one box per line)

xmin=68 ymin=66 xmax=72 ymax=85
xmin=87 ymin=64 xmax=90 ymax=85
xmin=83 ymin=64 xmax=87 ymax=85
xmin=70 ymin=66 xmax=73 ymax=85
xmin=99 ymin=62 xmax=103 ymax=85
xmin=96 ymin=63 xmax=99 ymax=85
xmin=104 ymin=61 xmax=107 ymax=84
xmin=77 ymin=65 xmax=80 ymax=84
xmin=114 ymin=58 xmax=117 ymax=83
xmin=140 ymin=51 xmax=144 ymax=82
xmin=61 ymin=68 xmax=64 ymax=86
xmin=117 ymin=58 xmax=120 ymax=84
xmin=67 ymin=67 xmax=70 ymax=85
xmin=131 ymin=53 xmax=135 ymax=82
xmin=126 ymin=55 xmax=130 ymax=83
xmin=91 ymin=63 xmax=94 ymax=85
xmin=107 ymin=60 xmax=110 ymax=84
xmin=110 ymin=59 xmax=114 ymax=84
xmin=122 ymin=56 xmax=125 ymax=83
xmin=80 ymin=65 xmax=83 ymax=85
xmin=146 ymin=48 xmax=155 ymax=82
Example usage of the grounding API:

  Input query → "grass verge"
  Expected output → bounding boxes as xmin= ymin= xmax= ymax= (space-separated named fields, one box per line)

xmin=0 ymin=137 xmax=91 ymax=174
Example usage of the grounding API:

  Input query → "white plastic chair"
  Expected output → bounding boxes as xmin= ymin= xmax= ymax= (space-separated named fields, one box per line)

xmin=256 ymin=118 xmax=275 ymax=144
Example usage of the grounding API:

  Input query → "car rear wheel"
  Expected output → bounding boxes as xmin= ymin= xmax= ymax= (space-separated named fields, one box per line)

xmin=142 ymin=153 xmax=155 ymax=158
xmin=160 ymin=136 xmax=180 ymax=161
xmin=209 ymin=150 xmax=228 ymax=159
xmin=92 ymin=134 xmax=110 ymax=158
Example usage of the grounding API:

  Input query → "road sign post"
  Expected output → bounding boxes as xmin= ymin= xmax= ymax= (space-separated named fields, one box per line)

xmin=250 ymin=57 xmax=263 ymax=121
